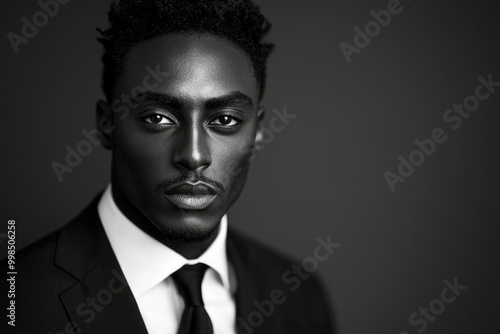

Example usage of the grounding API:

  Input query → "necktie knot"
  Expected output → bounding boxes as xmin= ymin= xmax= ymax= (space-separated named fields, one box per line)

xmin=171 ymin=263 xmax=208 ymax=307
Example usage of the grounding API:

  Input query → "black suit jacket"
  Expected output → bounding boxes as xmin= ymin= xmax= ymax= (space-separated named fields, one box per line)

xmin=2 ymin=197 xmax=334 ymax=333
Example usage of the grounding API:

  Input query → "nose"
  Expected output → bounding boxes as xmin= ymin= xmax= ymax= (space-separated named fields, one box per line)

xmin=172 ymin=121 xmax=212 ymax=172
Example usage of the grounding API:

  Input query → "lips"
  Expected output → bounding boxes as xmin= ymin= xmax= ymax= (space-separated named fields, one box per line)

xmin=165 ymin=194 xmax=217 ymax=210
xmin=163 ymin=182 xmax=219 ymax=210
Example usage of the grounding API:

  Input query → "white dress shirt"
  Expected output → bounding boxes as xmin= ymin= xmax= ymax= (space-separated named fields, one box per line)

xmin=97 ymin=185 xmax=237 ymax=334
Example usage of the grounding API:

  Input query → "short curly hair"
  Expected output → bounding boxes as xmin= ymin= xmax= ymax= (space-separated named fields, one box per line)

xmin=97 ymin=0 xmax=274 ymax=103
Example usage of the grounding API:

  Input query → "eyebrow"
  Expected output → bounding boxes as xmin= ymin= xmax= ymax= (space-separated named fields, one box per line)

xmin=134 ymin=91 xmax=254 ymax=110
xmin=205 ymin=92 xmax=254 ymax=109
xmin=134 ymin=91 xmax=183 ymax=109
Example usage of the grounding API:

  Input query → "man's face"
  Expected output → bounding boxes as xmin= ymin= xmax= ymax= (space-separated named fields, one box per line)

xmin=100 ymin=33 xmax=262 ymax=242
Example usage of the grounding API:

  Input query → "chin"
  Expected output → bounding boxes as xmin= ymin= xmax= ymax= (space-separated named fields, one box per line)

xmin=149 ymin=209 xmax=223 ymax=243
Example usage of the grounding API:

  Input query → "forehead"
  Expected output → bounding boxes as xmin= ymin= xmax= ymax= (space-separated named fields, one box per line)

xmin=117 ymin=33 xmax=259 ymax=103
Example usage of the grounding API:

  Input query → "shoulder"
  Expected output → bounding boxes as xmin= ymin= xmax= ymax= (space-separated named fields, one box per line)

xmin=228 ymin=228 xmax=335 ymax=333
xmin=228 ymin=228 xmax=332 ymax=287
xmin=1 ymin=196 xmax=104 ymax=289
xmin=0 ymin=200 xmax=104 ymax=332
xmin=2 ymin=209 xmax=89 ymax=280
xmin=6 ymin=202 xmax=95 ymax=268
xmin=1 ymin=224 xmax=60 ymax=279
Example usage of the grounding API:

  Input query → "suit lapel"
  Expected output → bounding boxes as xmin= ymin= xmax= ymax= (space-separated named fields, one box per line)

xmin=55 ymin=198 xmax=148 ymax=333
xmin=227 ymin=229 xmax=283 ymax=334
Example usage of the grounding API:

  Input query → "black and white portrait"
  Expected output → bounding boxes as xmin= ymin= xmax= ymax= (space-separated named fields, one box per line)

xmin=1 ymin=0 xmax=499 ymax=333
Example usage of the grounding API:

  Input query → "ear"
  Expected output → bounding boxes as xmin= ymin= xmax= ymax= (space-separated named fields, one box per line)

xmin=96 ymin=100 xmax=114 ymax=150
xmin=254 ymin=106 xmax=265 ymax=149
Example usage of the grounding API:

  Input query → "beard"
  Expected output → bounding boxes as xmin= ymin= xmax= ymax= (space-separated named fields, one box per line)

xmin=157 ymin=220 xmax=220 ymax=243
xmin=145 ymin=208 xmax=223 ymax=244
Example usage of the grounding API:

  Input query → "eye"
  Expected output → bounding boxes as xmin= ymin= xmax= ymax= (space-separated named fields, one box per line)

xmin=209 ymin=115 xmax=240 ymax=127
xmin=143 ymin=114 xmax=175 ymax=125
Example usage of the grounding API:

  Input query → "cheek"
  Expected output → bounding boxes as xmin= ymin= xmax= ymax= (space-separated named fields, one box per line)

xmin=212 ymin=133 xmax=255 ymax=189
xmin=112 ymin=126 xmax=171 ymax=188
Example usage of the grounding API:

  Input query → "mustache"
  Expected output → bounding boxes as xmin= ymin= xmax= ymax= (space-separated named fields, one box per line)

xmin=155 ymin=174 xmax=225 ymax=192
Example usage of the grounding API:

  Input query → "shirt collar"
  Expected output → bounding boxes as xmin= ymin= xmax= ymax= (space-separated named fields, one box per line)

xmin=97 ymin=184 xmax=231 ymax=298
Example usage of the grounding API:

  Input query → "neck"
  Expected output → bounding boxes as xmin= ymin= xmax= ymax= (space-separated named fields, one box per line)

xmin=110 ymin=185 xmax=218 ymax=259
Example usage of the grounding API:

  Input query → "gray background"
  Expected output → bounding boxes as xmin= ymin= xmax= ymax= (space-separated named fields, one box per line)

xmin=1 ymin=0 xmax=499 ymax=333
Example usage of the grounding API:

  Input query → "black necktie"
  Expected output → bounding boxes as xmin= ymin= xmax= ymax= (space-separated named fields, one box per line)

xmin=171 ymin=263 xmax=214 ymax=334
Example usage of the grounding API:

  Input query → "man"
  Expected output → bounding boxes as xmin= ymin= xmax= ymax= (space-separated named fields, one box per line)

xmin=2 ymin=0 xmax=333 ymax=333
